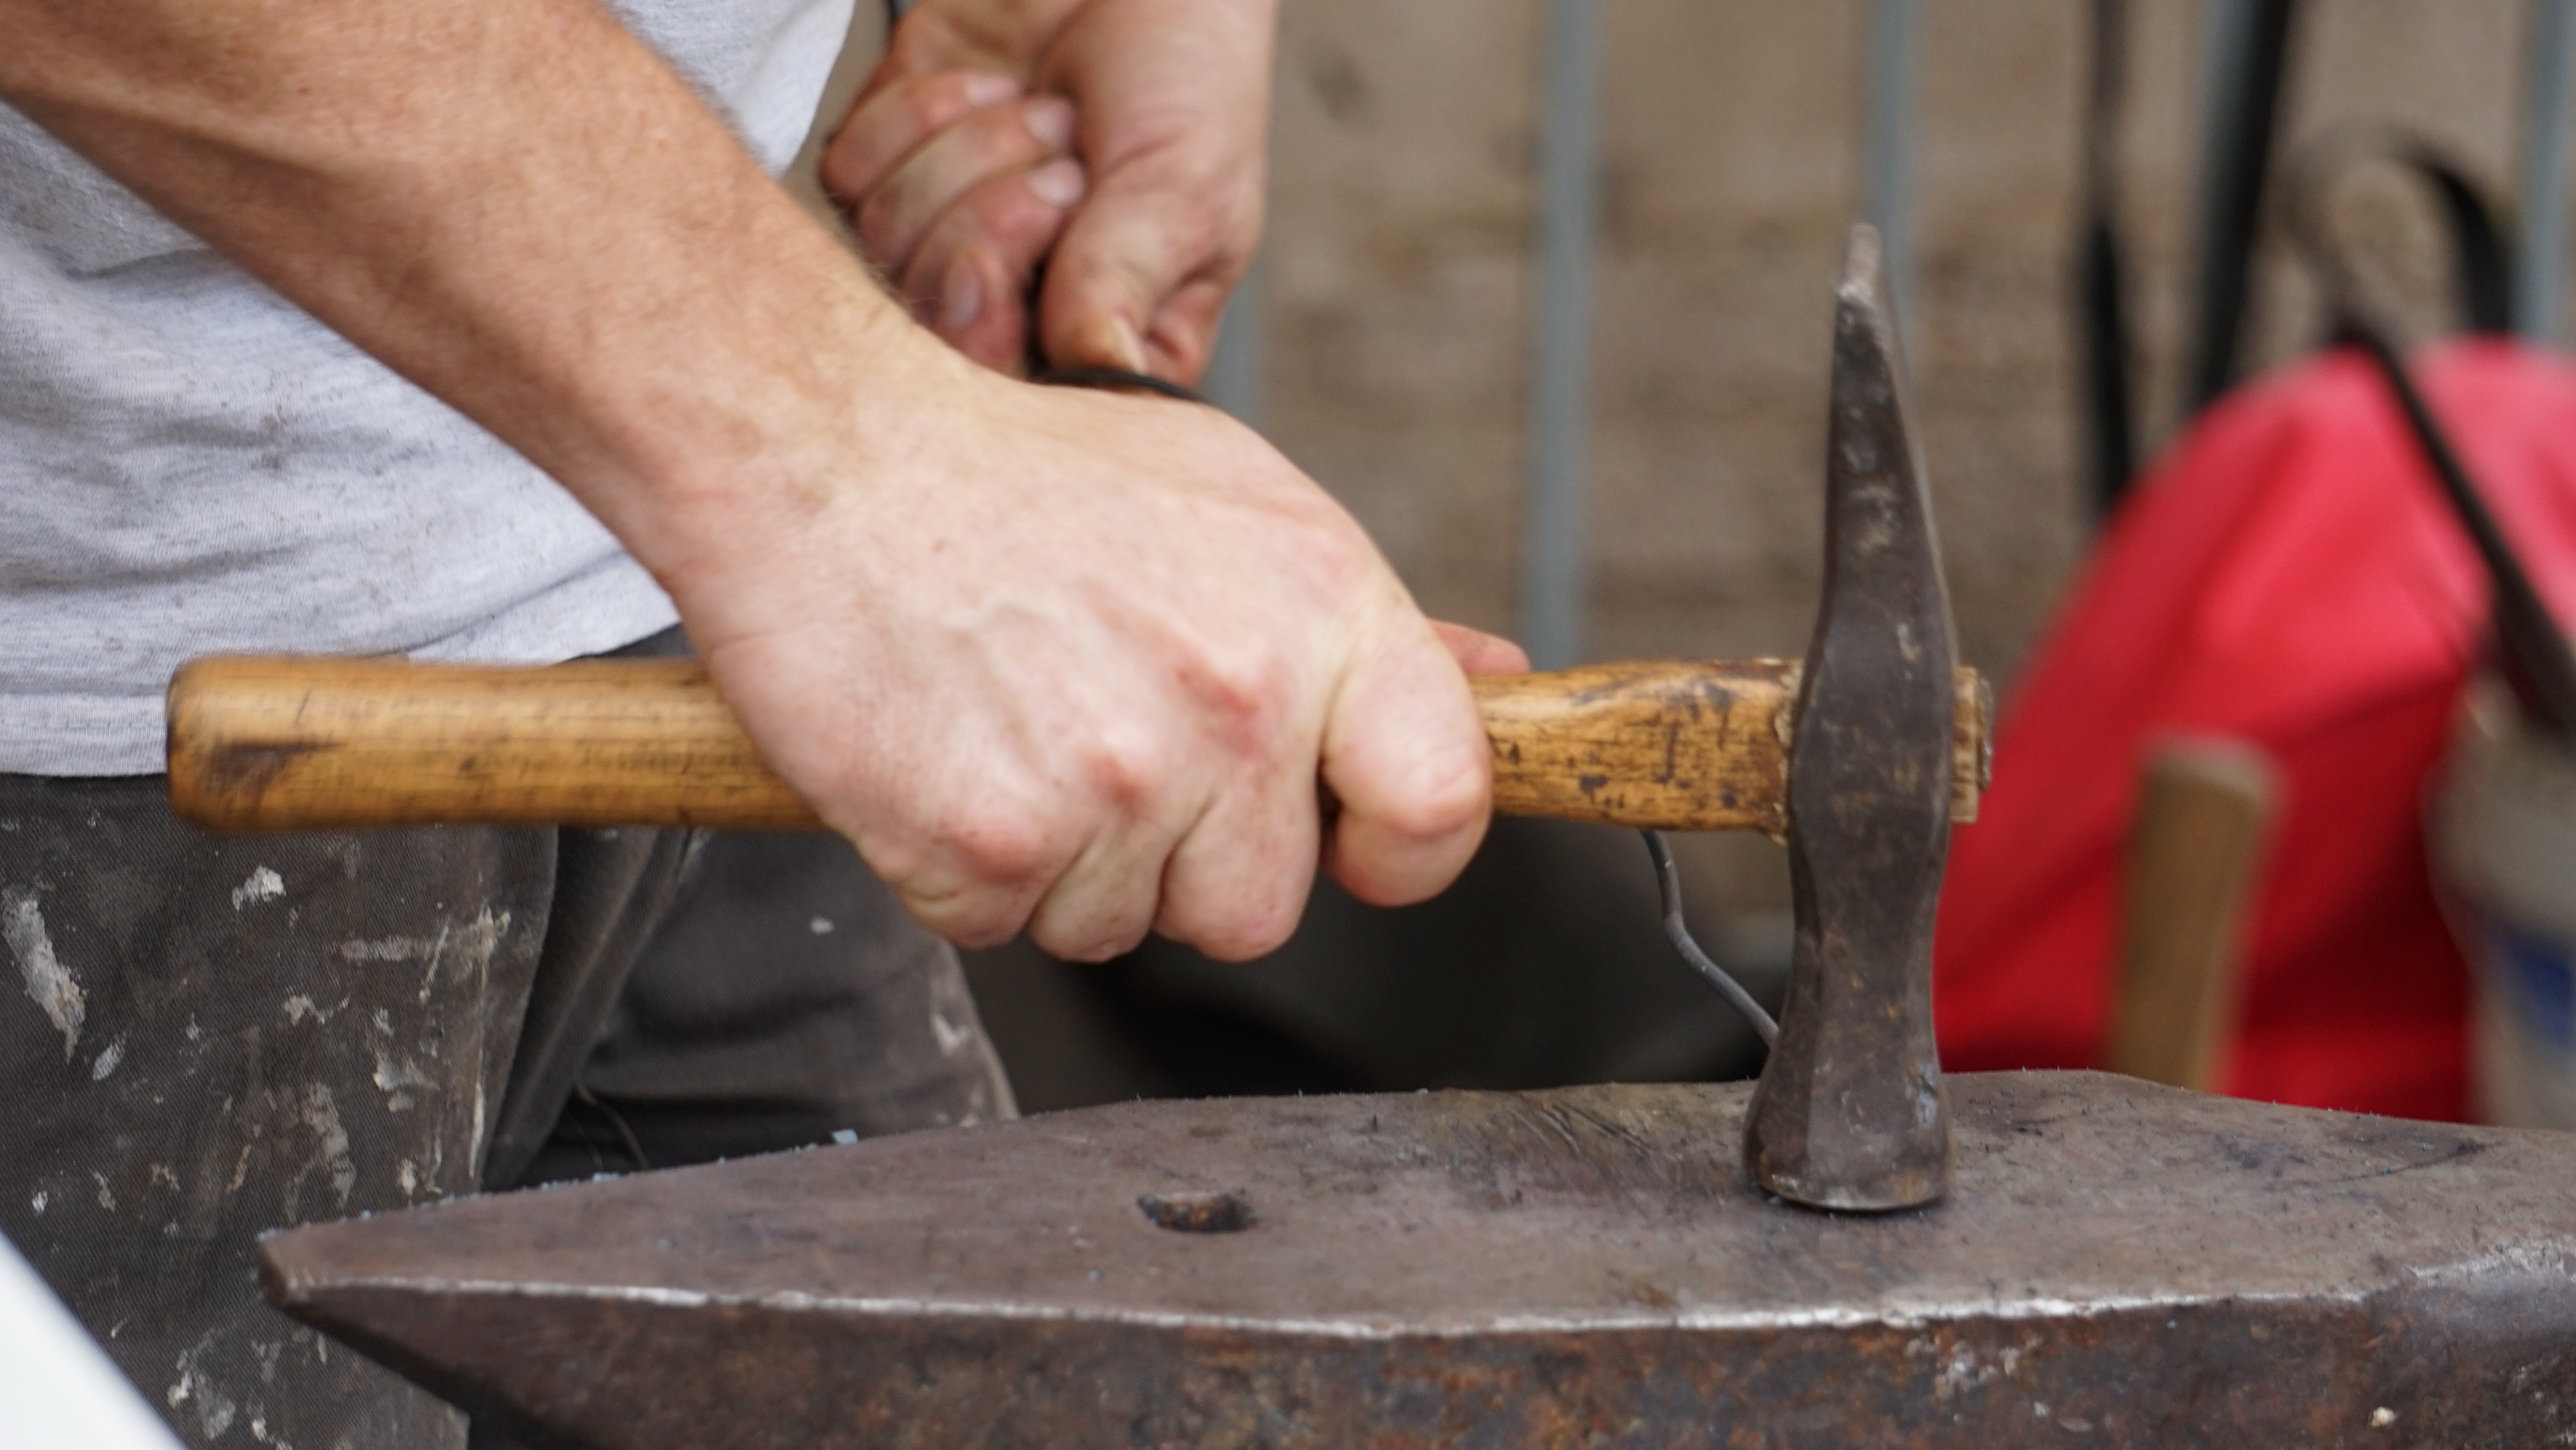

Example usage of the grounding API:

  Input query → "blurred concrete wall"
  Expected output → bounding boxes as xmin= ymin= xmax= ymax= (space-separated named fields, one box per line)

xmin=1255 ymin=0 xmax=2558 ymax=912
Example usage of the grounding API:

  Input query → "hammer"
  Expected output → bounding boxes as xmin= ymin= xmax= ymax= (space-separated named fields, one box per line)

xmin=168 ymin=227 xmax=1983 ymax=1212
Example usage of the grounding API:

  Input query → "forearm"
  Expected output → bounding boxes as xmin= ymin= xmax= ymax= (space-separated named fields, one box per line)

xmin=0 ymin=0 xmax=1495 ymax=963
xmin=0 ymin=0 xmax=926 ymax=590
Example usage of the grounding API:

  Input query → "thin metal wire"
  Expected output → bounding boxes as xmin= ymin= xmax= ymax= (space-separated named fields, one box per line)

xmin=571 ymin=1081 xmax=653 ymax=1175
xmin=1036 ymin=363 xmax=1782 ymax=1048
xmin=1642 ymin=830 xmax=1778 ymax=1048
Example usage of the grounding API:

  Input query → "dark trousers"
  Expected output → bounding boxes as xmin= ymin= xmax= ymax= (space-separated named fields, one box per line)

xmin=0 ymin=688 xmax=1011 ymax=1449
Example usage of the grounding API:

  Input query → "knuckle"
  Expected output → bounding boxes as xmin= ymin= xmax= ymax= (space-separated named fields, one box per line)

xmin=977 ymin=178 xmax=1075 ymax=252
xmin=1077 ymin=730 xmax=1162 ymax=815
xmin=1184 ymin=643 xmax=1297 ymax=757
xmin=817 ymin=141 xmax=866 ymax=202
xmin=939 ymin=799 xmax=1067 ymax=884
xmin=853 ymin=194 xmax=910 ymax=266
xmin=931 ymin=105 xmax=1047 ymax=184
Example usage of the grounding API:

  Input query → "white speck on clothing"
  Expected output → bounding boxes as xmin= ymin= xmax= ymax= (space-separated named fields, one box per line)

xmin=90 ymin=1036 xmax=124 ymax=1080
xmin=167 ymin=1335 xmax=238 ymax=1440
xmin=373 ymin=1052 xmax=428 ymax=1112
xmin=29 ymin=1191 xmax=45 ymax=1214
xmin=337 ymin=906 xmax=508 ymax=1006
xmin=929 ymin=1010 xmax=971 ymax=1057
xmin=231 ymin=866 xmax=285 ymax=910
xmin=282 ymin=995 xmax=323 ymax=1025
xmin=336 ymin=936 xmax=435 ymax=963
xmin=289 ymin=1084 xmax=357 ymax=1215
xmin=4 ymin=887 xmax=82 ymax=1057
xmin=810 ymin=915 xmax=834 ymax=934
xmin=92 ymin=1171 xmax=115 ymax=1210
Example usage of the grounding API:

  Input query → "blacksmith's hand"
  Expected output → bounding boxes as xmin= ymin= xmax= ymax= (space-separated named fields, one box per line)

xmin=675 ymin=335 xmax=1496 ymax=961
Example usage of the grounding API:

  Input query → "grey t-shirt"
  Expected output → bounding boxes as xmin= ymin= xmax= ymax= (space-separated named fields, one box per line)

xmin=0 ymin=0 xmax=855 ymax=775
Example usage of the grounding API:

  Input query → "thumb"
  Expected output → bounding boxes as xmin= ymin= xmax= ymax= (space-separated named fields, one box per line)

xmin=1427 ymin=620 xmax=1531 ymax=677
xmin=1037 ymin=180 xmax=1246 ymax=383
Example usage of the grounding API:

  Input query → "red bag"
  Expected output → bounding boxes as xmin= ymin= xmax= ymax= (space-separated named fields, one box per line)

xmin=1933 ymin=338 xmax=2576 ymax=1120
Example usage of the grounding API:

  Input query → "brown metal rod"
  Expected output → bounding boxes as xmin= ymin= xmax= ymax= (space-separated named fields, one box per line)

xmin=166 ymin=654 xmax=1987 ymax=835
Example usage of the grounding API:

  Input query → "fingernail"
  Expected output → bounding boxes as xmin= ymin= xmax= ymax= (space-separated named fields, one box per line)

xmin=1023 ymin=95 xmax=1077 ymax=151
xmin=940 ymin=251 xmax=984 ymax=332
xmin=1027 ymin=158 xmax=1087 ymax=209
xmin=961 ymin=73 xmax=1020 ymax=107
xmin=1108 ymin=316 xmax=1149 ymax=372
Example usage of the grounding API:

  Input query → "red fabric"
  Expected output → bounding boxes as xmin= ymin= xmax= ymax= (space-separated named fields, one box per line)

xmin=1933 ymin=339 xmax=2576 ymax=1121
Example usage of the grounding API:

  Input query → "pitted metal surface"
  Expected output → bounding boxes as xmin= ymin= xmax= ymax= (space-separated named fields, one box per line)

xmin=265 ymin=1071 xmax=2576 ymax=1447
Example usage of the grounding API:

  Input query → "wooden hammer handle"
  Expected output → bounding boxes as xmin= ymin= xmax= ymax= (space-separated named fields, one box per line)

xmin=166 ymin=656 xmax=1989 ymax=834
xmin=2103 ymin=739 xmax=2280 ymax=1091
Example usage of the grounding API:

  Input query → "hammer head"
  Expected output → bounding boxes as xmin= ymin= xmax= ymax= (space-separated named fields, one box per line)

xmin=1745 ymin=226 xmax=1957 ymax=1211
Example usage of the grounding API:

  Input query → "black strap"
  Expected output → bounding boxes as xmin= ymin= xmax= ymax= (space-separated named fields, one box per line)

xmin=1033 ymin=364 xmax=1208 ymax=404
xmin=2079 ymin=0 xmax=2137 ymax=515
xmin=2410 ymin=150 xmax=2514 ymax=336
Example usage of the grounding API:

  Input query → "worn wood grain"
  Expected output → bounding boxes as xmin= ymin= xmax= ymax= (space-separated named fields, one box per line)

xmin=168 ymin=656 xmax=1988 ymax=834
xmin=1477 ymin=660 xmax=1801 ymax=833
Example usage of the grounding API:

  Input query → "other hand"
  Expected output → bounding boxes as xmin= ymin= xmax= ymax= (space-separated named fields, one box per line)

xmin=821 ymin=0 xmax=1273 ymax=381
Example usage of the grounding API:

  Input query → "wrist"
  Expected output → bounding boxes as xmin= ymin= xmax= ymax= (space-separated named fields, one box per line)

xmin=596 ymin=245 xmax=995 ymax=635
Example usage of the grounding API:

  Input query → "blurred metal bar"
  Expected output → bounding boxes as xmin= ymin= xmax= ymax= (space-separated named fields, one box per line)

xmin=1518 ymin=0 xmax=1603 ymax=670
xmin=1861 ymin=0 xmax=1923 ymax=321
xmin=2186 ymin=0 xmax=2299 ymax=411
xmin=2520 ymin=0 xmax=2575 ymax=344
xmin=1204 ymin=255 xmax=1268 ymax=429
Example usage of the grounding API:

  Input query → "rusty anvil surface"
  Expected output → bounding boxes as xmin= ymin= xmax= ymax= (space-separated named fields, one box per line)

xmin=262 ymin=1070 xmax=2576 ymax=1448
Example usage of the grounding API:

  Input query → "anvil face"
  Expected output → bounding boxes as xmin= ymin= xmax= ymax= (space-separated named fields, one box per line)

xmin=261 ymin=1072 xmax=2576 ymax=1448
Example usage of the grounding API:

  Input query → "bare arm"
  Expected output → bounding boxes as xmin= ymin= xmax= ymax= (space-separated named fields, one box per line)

xmin=0 ymin=0 xmax=1505 ymax=959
